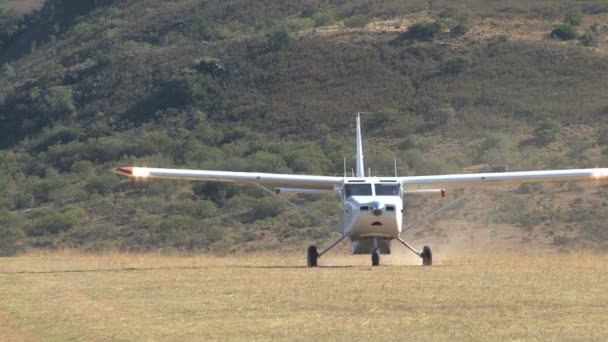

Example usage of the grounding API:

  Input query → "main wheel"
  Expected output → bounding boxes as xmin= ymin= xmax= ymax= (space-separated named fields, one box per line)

xmin=421 ymin=245 xmax=432 ymax=266
xmin=371 ymin=248 xmax=380 ymax=267
xmin=307 ymin=245 xmax=318 ymax=267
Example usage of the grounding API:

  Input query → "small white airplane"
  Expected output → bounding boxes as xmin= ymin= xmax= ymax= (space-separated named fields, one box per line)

xmin=115 ymin=113 xmax=608 ymax=266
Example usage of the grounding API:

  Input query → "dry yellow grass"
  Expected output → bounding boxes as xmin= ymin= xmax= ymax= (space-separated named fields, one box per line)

xmin=1 ymin=250 xmax=608 ymax=341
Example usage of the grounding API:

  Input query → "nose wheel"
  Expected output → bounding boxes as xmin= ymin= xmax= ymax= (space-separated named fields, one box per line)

xmin=371 ymin=248 xmax=380 ymax=266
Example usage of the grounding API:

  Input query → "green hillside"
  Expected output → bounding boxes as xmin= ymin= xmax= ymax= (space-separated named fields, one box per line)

xmin=1 ymin=0 xmax=608 ymax=256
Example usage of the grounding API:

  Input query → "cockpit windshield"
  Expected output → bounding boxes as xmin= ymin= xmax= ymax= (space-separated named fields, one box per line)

xmin=374 ymin=184 xmax=401 ymax=196
xmin=344 ymin=184 xmax=372 ymax=198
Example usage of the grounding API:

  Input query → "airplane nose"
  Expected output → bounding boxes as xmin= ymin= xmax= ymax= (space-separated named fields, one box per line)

xmin=371 ymin=202 xmax=382 ymax=216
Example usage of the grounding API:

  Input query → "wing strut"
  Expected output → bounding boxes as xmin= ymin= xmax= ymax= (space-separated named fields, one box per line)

xmin=403 ymin=189 xmax=479 ymax=232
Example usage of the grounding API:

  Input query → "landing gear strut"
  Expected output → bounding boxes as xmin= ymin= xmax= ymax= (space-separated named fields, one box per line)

xmin=396 ymin=236 xmax=432 ymax=266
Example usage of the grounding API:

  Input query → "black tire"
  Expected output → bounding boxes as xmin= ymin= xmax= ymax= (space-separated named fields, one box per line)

xmin=421 ymin=245 xmax=432 ymax=266
xmin=307 ymin=245 xmax=318 ymax=267
xmin=371 ymin=248 xmax=380 ymax=267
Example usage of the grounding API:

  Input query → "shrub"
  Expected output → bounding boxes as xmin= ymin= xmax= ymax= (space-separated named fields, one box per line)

xmin=0 ymin=226 xmax=25 ymax=256
xmin=343 ymin=15 xmax=369 ymax=28
xmin=166 ymin=200 xmax=217 ymax=219
xmin=534 ymin=119 xmax=562 ymax=144
xmin=598 ymin=127 xmax=608 ymax=146
xmin=85 ymin=175 xmax=118 ymax=195
xmin=1 ymin=63 xmax=15 ymax=79
xmin=46 ymin=86 xmax=76 ymax=116
xmin=27 ymin=208 xmax=80 ymax=235
xmin=450 ymin=22 xmax=470 ymax=36
xmin=194 ymin=56 xmax=226 ymax=77
xmin=313 ymin=13 xmax=334 ymax=27
xmin=0 ymin=7 xmax=23 ymax=49
xmin=192 ymin=182 xmax=237 ymax=207
xmin=442 ymin=56 xmax=472 ymax=74
xmin=579 ymin=24 xmax=600 ymax=47
xmin=250 ymin=197 xmax=285 ymax=221
xmin=564 ymin=8 xmax=583 ymax=26
xmin=439 ymin=7 xmax=473 ymax=36
xmin=267 ymin=27 xmax=289 ymax=50
xmin=401 ymin=20 xmax=441 ymax=41
xmin=159 ymin=215 xmax=197 ymax=249
xmin=550 ymin=23 xmax=577 ymax=40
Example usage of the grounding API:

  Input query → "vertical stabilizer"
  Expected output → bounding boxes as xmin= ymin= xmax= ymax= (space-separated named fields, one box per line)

xmin=356 ymin=112 xmax=365 ymax=177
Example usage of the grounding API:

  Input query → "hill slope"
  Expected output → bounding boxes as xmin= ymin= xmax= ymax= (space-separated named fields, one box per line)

xmin=1 ymin=0 xmax=608 ymax=256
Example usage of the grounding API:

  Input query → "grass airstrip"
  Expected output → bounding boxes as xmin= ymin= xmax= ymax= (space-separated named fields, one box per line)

xmin=1 ymin=250 xmax=608 ymax=341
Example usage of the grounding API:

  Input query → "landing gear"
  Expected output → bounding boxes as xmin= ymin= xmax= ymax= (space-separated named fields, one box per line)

xmin=396 ymin=236 xmax=433 ymax=266
xmin=371 ymin=248 xmax=380 ymax=266
xmin=307 ymin=246 xmax=318 ymax=267
xmin=421 ymin=245 xmax=432 ymax=266
xmin=306 ymin=234 xmax=347 ymax=267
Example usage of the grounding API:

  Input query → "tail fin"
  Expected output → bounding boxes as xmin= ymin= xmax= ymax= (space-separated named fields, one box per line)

xmin=356 ymin=112 xmax=365 ymax=177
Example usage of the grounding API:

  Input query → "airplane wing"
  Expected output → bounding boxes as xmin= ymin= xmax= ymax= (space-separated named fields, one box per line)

xmin=399 ymin=168 xmax=608 ymax=191
xmin=114 ymin=167 xmax=343 ymax=191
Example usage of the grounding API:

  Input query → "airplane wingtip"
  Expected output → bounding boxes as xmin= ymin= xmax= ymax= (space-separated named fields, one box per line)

xmin=115 ymin=167 xmax=133 ymax=175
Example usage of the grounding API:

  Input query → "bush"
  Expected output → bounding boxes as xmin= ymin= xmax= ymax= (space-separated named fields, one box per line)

xmin=442 ymin=56 xmax=472 ymax=74
xmin=401 ymin=20 xmax=441 ymax=41
xmin=166 ymin=199 xmax=217 ymax=219
xmin=0 ymin=7 xmax=24 ymax=49
xmin=579 ymin=24 xmax=600 ymax=47
xmin=46 ymin=86 xmax=76 ymax=117
xmin=564 ymin=8 xmax=583 ymax=26
xmin=598 ymin=127 xmax=608 ymax=146
xmin=85 ymin=175 xmax=118 ymax=195
xmin=0 ymin=224 xmax=26 ymax=256
xmin=1 ymin=63 xmax=15 ymax=79
xmin=534 ymin=119 xmax=562 ymax=144
xmin=550 ymin=23 xmax=577 ymax=40
xmin=313 ymin=13 xmax=334 ymax=27
xmin=194 ymin=56 xmax=226 ymax=77
xmin=27 ymin=208 xmax=80 ymax=235
xmin=267 ymin=27 xmax=289 ymax=50
xmin=249 ymin=197 xmax=285 ymax=221
xmin=439 ymin=7 xmax=473 ymax=37
xmin=192 ymin=182 xmax=237 ymax=207
xmin=343 ymin=15 xmax=369 ymax=28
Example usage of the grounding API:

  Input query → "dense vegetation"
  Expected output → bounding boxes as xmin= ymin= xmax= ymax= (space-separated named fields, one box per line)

xmin=1 ymin=0 xmax=608 ymax=256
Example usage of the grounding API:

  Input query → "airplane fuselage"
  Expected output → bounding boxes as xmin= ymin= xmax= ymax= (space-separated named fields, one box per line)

xmin=339 ymin=179 xmax=404 ymax=254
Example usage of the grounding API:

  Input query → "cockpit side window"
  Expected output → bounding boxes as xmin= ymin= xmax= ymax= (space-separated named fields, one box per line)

xmin=344 ymin=184 xmax=372 ymax=197
xmin=374 ymin=184 xmax=401 ymax=196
